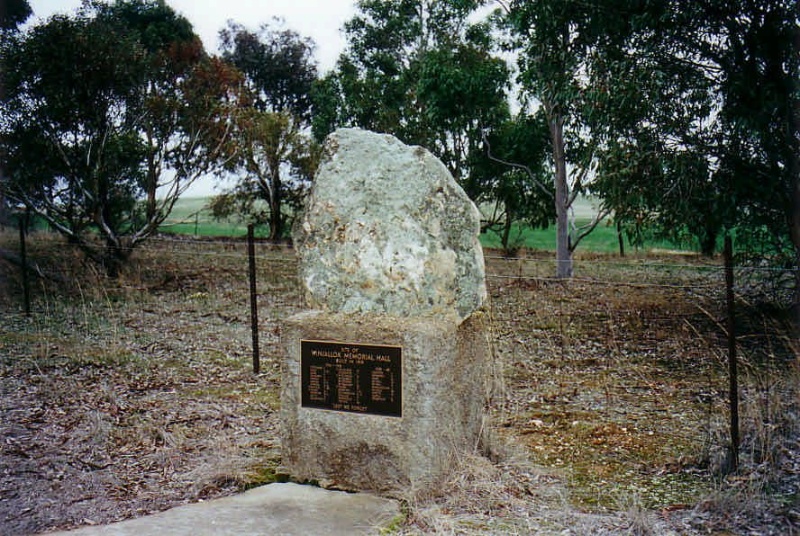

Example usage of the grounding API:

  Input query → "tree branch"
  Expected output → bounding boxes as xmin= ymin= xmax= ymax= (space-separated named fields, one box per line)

xmin=481 ymin=127 xmax=554 ymax=199
xmin=569 ymin=205 xmax=611 ymax=252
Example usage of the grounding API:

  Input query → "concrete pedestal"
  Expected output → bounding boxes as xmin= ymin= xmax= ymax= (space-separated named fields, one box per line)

xmin=280 ymin=310 xmax=490 ymax=495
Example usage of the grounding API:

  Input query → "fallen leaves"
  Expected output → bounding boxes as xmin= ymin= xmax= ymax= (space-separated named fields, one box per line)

xmin=1 ymin=237 xmax=797 ymax=535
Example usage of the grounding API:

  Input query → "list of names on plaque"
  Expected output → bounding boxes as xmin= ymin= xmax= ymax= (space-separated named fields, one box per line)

xmin=301 ymin=340 xmax=402 ymax=417
xmin=371 ymin=367 xmax=394 ymax=403
xmin=307 ymin=365 xmax=326 ymax=403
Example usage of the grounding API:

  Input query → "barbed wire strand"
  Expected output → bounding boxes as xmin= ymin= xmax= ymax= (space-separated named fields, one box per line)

xmin=12 ymin=233 xmax=800 ymax=275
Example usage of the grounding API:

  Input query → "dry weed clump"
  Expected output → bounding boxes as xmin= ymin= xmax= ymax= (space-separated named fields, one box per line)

xmin=395 ymin=448 xmax=683 ymax=535
xmin=687 ymin=320 xmax=800 ymax=535
xmin=396 ymin=450 xmax=564 ymax=534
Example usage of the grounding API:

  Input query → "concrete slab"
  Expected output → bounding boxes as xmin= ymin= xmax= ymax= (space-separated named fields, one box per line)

xmin=42 ymin=483 xmax=401 ymax=536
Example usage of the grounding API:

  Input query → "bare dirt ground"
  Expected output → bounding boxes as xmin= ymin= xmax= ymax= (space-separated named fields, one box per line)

xmin=1 ymin=232 xmax=798 ymax=535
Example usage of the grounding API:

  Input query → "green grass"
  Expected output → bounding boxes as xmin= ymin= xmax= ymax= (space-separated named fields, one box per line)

xmin=159 ymin=197 xmax=267 ymax=237
xmin=163 ymin=196 xmax=690 ymax=253
xmin=479 ymin=220 xmax=685 ymax=254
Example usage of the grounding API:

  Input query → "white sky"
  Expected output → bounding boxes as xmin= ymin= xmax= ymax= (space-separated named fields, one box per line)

xmin=26 ymin=0 xmax=357 ymax=196
xmin=27 ymin=0 xmax=356 ymax=74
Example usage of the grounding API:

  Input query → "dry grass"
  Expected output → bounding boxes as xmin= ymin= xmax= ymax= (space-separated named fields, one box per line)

xmin=1 ymin=232 xmax=798 ymax=535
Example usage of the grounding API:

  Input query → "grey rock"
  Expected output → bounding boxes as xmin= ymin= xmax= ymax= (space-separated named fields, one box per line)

xmin=280 ymin=311 xmax=491 ymax=495
xmin=294 ymin=128 xmax=486 ymax=321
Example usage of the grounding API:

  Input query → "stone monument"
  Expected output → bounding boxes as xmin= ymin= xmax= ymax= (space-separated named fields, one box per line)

xmin=280 ymin=128 xmax=490 ymax=495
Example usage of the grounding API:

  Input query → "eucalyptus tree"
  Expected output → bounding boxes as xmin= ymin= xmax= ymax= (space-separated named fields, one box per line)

xmin=314 ymin=0 xmax=512 ymax=182
xmin=0 ymin=0 xmax=32 ymax=226
xmin=583 ymin=3 xmax=726 ymax=256
xmin=0 ymin=0 xmax=243 ymax=276
xmin=469 ymin=113 xmax=554 ymax=253
xmin=710 ymin=1 xmax=799 ymax=254
xmin=702 ymin=0 xmax=799 ymax=312
xmin=497 ymin=0 xmax=798 ymax=293
xmin=212 ymin=19 xmax=319 ymax=240
xmin=587 ymin=0 xmax=798 ymax=271
xmin=497 ymin=0 xmax=678 ymax=276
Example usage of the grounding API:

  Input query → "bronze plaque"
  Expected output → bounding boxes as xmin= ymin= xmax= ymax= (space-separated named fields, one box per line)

xmin=301 ymin=340 xmax=402 ymax=417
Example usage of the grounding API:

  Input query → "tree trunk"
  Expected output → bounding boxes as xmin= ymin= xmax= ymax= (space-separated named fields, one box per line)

xmin=501 ymin=213 xmax=514 ymax=257
xmin=790 ymin=5 xmax=800 ymax=332
xmin=0 ymin=72 xmax=6 ymax=229
xmin=0 ymin=159 xmax=9 ymax=229
xmin=794 ymin=236 xmax=800 ymax=333
xmin=269 ymin=168 xmax=282 ymax=241
xmin=102 ymin=240 xmax=130 ymax=279
xmin=700 ymin=229 xmax=718 ymax=257
xmin=146 ymin=183 xmax=157 ymax=223
xmin=145 ymin=141 xmax=159 ymax=223
xmin=0 ymin=188 xmax=7 ymax=229
xmin=549 ymin=111 xmax=572 ymax=278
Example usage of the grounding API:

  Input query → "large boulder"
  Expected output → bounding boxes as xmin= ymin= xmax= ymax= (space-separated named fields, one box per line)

xmin=294 ymin=128 xmax=486 ymax=321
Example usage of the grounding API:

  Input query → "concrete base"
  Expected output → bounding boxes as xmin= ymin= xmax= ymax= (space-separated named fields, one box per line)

xmin=280 ymin=310 xmax=490 ymax=495
xmin=43 ymin=483 xmax=400 ymax=536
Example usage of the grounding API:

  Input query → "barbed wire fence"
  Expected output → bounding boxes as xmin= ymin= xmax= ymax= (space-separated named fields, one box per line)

xmin=8 ymin=226 xmax=796 ymax=326
xmin=5 ymin=227 xmax=799 ymax=475
xmin=8 ymin=226 xmax=797 ymax=338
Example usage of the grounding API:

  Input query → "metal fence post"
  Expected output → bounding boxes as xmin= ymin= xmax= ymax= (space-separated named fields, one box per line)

xmin=248 ymin=224 xmax=260 ymax=374
xmin=724 ymin=235 xmax=739 ymax=472
xmin=19 ymin=209 xmax=31 ymax=316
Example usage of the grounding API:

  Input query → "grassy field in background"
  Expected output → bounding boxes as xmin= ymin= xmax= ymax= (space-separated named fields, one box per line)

xmin=159 ymin=197 xmax=254 ymax=237
xmin=162 ymin=196 xmax=689 ymax=253
xmin=479 ymin=221 xmax=684 ymax=254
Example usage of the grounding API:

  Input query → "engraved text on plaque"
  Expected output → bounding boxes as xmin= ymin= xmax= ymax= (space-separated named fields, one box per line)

xmin=301 ymin=340 xmax=402 ymax=417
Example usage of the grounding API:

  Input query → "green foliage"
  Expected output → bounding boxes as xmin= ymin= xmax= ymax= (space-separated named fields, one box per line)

xmin=95 ymin=0 xmax=196 ymax=53
xmin=315 ymin=0 xmax=511 ymax=179
xmin=500 ymin=0 xmax=654 ymax=275
xmin=587 ymin=0 xmax=799 ymax=270
xmin=417 ymin=45 xmax=506 ymax=133
xmin=468 ymin=113 xmax=554 ymax=253
xmin=711 ymin=1 xmax=799 ymax=263
xmin=220 ymin=19 xmax=317 ymax=119
xmin=500 ymin=0 xmax=798 ymax=290
xmin=2 ymin=11 xmax=151 ymax=245
xmin=583 ymin=3 xmax=727 ymax=257
xmin=0 ymin=0 xmax=31 ymax=32
xmin=215 ymin=20 xmax=319 ymax=240
xmin=313 ymin=0 xmax=555 ymax=252
xmin=0 ymin=0 xmax=243 ymax=276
